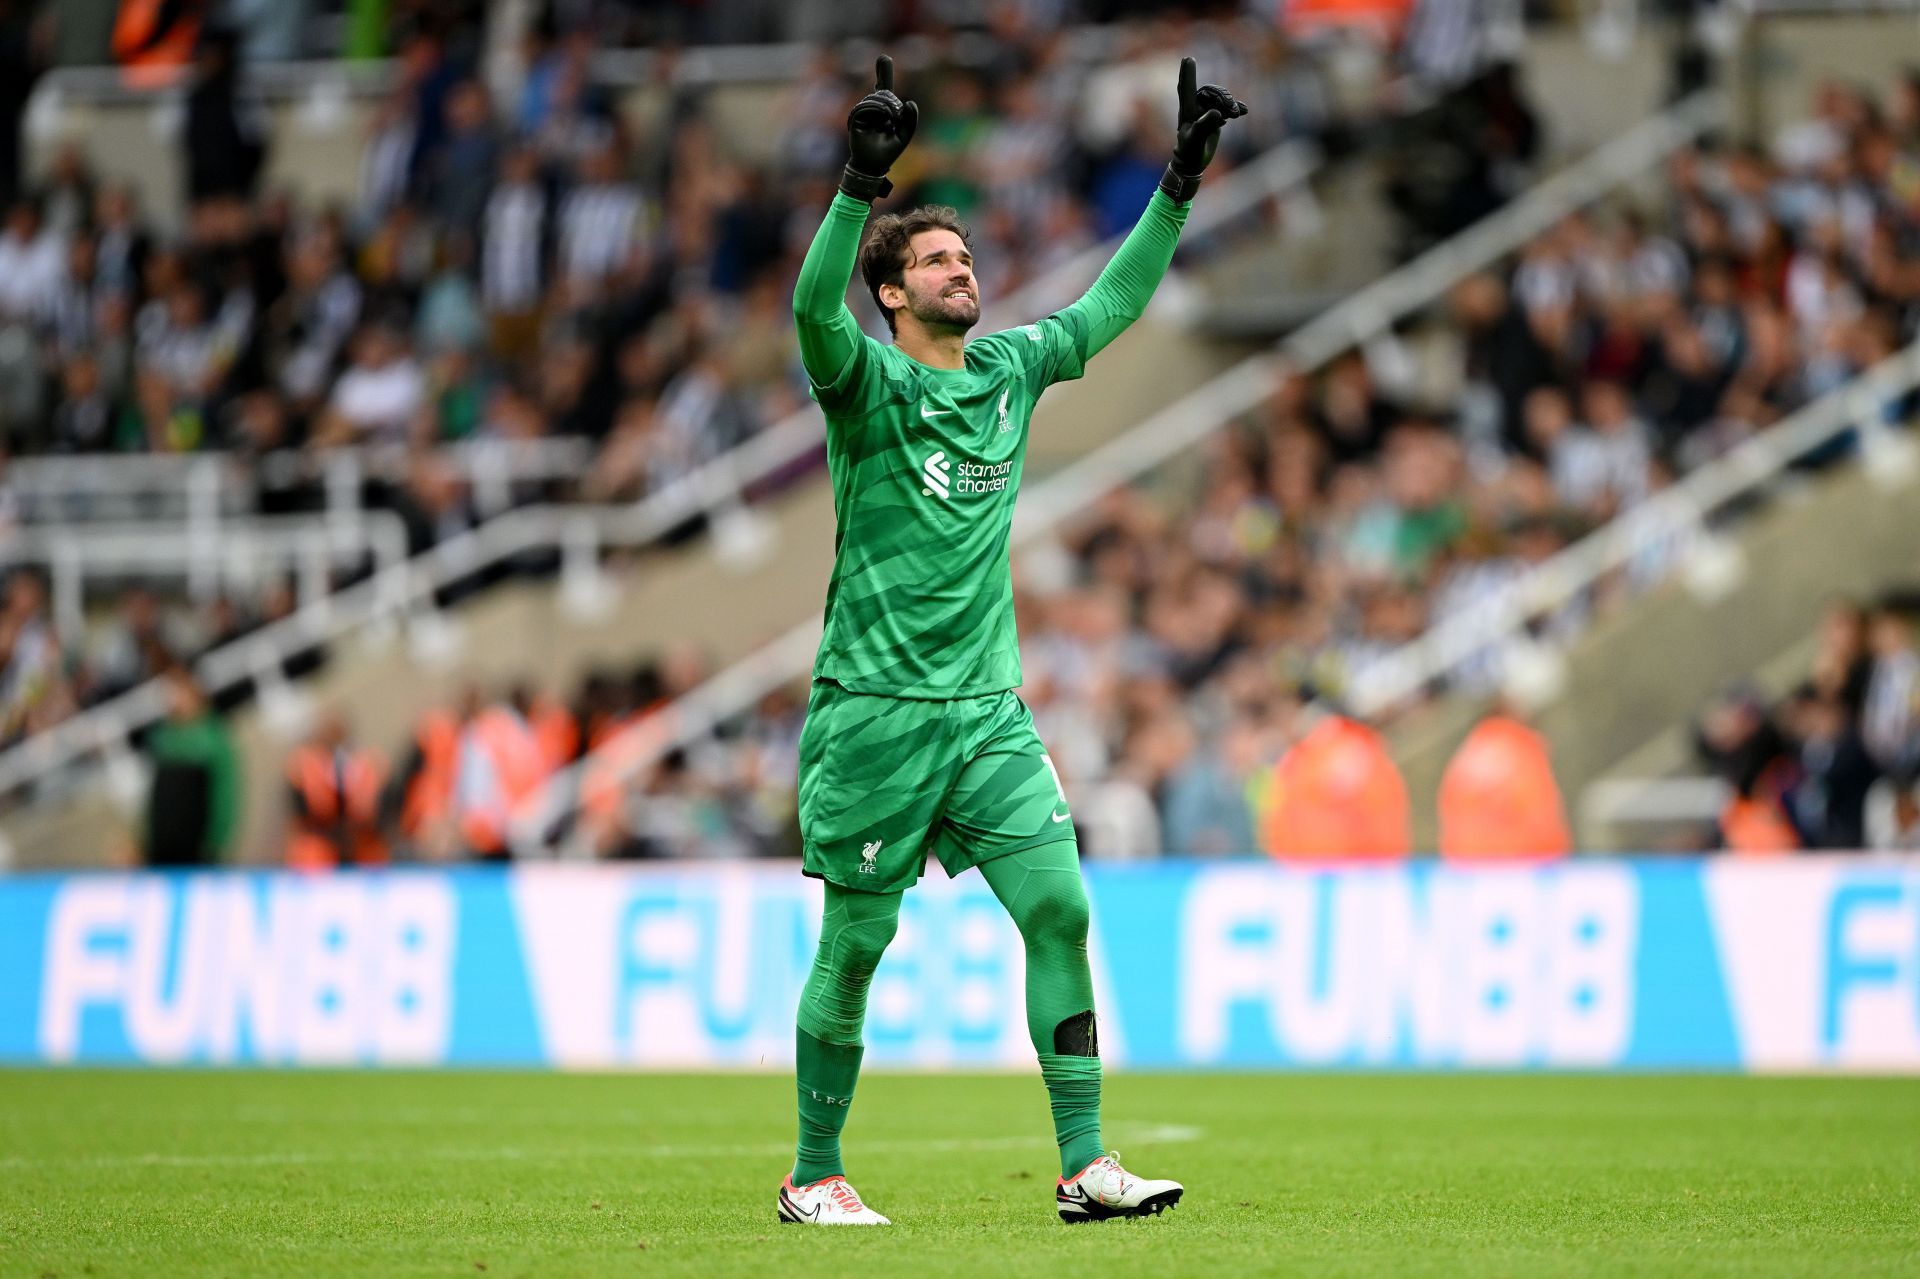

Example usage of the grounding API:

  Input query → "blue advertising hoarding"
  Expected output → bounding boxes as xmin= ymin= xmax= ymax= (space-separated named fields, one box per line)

xmin=0 ymin=858 xmax=1915 ymax=1071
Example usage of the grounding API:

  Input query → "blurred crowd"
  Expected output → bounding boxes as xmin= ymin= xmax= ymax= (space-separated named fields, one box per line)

xmin=12 ymin=5 xmax=1920 ymax=863
xmin=566 ymin=77 xmax=1920 ymax=861
xmin=0 ymin=571 xmax=315 ymax=749
xmin=129 ymin=649 xmax=743 ymax=867
xmin=2 ymin=5 xmax=1328 ymax=469
xmin=140 ymin=651 xmax=1580 ymax=868
xmin=1697 ymin=595 xmax=1920 ymax=853
xmin=0 ymin=4 xmax=1355 ymax=759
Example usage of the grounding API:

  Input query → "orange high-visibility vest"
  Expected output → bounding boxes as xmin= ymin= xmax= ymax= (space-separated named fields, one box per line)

xmin=1720 ymin=794 xmax=1800 ymax=854
xmin=400 ymin=710 xmax=461 ymax=837
xmin=1263 ymin=715 xmax=1411 ymax=860
xmin=1283 ymin=0 xmax=1414 ymax=40
xmin=458 ymin=707 xmax=551 ymax=855
xmin=112 ymin=0 xmax=202 ymax=90
xmin=286 ymin=743 xmax=388 ymax=871
xmin=530 ymin=695 xmax=580 ymax=772
xmin=1438 ymin=716 xmax=1573 ymax=860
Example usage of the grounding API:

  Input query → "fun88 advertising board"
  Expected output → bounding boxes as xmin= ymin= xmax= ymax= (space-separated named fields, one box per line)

xmin=0 ymin=858 xmax=1916 ymax=1071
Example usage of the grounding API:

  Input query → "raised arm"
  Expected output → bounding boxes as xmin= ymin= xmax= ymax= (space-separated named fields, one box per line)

xmin=1052 ymin=189 xmax=1190 ymax=364
xmin=793 ymin=193 xmax=874 ymax=392
xmin=1041 ymin=59 xmax=1247 ymax=374
xmin=793 ymin=56 xmax=919 ymax=400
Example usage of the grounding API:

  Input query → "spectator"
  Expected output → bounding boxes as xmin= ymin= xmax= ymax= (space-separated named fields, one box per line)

xmin=0 ymin=0 xmax=40 ymax=210
xmin=1160 ymin=715 xmax=1263 ymax=857
xmin=1864 ymin=765 xmax=1920 ymax=851
xmin=140 ymin=667 xmax=240 ymax=866
xmin=1783 ymin=690 xmax=1877 ymax=849
xmin=1262 ymin=701 xmax=1410 ymax=860
xmin=557 ymin=142 xmax=646 ymax=295
xmin=427 ymin=80 xmax=500 ymax=238
xmin=1807 ymin=598 xmax=1874 ymax=717
xmin=91 ymin=587 xmax=179 ymax=700
xmin=454 ymin=685 xmax=551 ymax=858
xmin=1438 ymin=711 xmax=1572 ymax=859
xmin=481 ymin=146 xmax=546 ymax=356
xmin=386 ymin=685 xmax=477 ymax=861
xmin=313 ymin=322 xmax=427 ymax=447
xmin=1862 ymin=603 xmax=1920 ymax=774
xmin=268 ymin=233 xmax=362 ymax=407
xmin=0 ymin=198 xmax=64 ymax=324
xmin=285 ymin=709 xmax=389 ymax=871
xmin=183 ymin=28 xmax=267 ymax=239
xmin=0 ymin=568 xmax=69 ymax=745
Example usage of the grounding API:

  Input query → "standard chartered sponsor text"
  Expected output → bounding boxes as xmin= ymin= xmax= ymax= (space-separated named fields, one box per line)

xmin=955 ymin=458 xmax=1014 ymax=494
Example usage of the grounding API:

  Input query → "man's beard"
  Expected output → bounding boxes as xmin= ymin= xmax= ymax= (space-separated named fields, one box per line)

xmin=905 ymin=283 xmax=980 ymax=333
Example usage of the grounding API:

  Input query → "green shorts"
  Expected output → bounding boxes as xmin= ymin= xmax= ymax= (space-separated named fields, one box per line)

xmin=797 ymin=679 xmax=1076 ymax=893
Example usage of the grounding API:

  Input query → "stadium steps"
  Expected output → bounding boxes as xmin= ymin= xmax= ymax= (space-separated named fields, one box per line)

xmin=1580 ymin=631 xmax=1825 ymax=851
xmin=8 ymin=317 xmax=1254 ymax=869
xmin=1387 ymin=456 xmax=1920 ymax=853
xmin=1188 ymin=158 xmax=1398 ymax=338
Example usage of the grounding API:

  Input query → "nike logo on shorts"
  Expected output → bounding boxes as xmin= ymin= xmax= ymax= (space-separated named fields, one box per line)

xmin=1052 ymin=809 xmax=1072 ymax=823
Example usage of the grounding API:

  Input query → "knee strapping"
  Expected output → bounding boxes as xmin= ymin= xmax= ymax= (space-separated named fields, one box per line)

xmin=826 ymin=908 xmax=898 ymax=978
xmin=798 ymin=888 xmax=902 ymax=1046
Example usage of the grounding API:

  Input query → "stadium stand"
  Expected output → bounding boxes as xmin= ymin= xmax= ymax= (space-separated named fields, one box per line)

xmin=1678 ymin=590 xmax=1920 ymax=853
xmin=507 ymin=75 xmax=1920 ymax=865
xmin=3 ymin=5 xmax=1917 ymax=871
xmin=0 ymin=8 xmax=1367 ymax=771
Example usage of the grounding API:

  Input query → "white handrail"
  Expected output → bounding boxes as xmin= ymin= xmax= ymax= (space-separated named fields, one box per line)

xmin=10 ymin=438 xmax=595 ymax=519
xmin=0 ymin=512 xmax=412 ymax=637
xmin=1582 ymin=777 xmax=1728 ymax=831
xmin=507 ymin=92 xmax=1727 ymax=856
xmin=0 ymin=139 xmax=1325 ymax=805
xmin=1346 ymin=339 xmax=1920 ymax=716
xmin=29 ymin=21 xmax=1146 ymax=106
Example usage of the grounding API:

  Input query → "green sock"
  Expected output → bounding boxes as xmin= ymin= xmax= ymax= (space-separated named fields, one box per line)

xmin=1039 ymin=1053 xmax=1105 ymax=1178
xmin=791 ymin=883 xmax=901 ymax=1186
xmin=793 ymin=1027 xmax=863 ymax=1185
xmin=979 ymin=841 xmax=1106 ymax=1178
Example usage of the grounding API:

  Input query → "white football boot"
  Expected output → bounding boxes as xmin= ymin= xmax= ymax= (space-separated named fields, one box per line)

xmin=1055 ymin=1153 xmax=1183 ymax=1223
xmin=776 ymin=1174 xmax=892 ymax=1226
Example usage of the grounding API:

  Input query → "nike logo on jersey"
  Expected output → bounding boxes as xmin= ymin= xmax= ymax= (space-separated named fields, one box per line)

xmin=920 ymin=404 xmax=952 ymax=419
xmin=1052 ymin=809 xmax=1072 ymax=823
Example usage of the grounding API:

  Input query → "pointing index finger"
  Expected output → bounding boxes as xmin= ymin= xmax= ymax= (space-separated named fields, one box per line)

xmin=1178 ymin=57 xmax=1196 ymax=114
xmin=875 ymin=55 xmax=894 ymax=93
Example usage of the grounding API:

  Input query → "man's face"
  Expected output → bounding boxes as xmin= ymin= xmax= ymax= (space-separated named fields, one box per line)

xmin=888 ymin=229 xmax=979 ymax=334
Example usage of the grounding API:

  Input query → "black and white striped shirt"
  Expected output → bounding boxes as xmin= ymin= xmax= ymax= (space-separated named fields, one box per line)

xmin=558 ymin=182 xmax=645 ymax=286
xmin=483 ymin=182 xmax=546 ymax=313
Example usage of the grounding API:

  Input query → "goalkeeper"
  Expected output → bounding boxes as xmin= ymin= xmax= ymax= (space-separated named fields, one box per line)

xmin=777 ymin=54 xmax=1246 ymax=1228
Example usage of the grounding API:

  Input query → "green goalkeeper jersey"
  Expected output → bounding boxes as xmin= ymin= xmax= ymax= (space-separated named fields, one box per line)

xmin=792 ymin=190 xmax=1190 ymax=699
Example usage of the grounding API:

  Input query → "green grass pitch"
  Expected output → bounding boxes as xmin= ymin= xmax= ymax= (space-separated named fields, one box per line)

xmin=2 ymin=1071 xmax=1916 ymax=1277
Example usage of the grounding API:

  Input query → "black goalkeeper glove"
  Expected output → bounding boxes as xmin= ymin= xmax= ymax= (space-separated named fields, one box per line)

xmin=841 ymin=55 xmax=919 ymax=202
xmin=1160 ymin=56 xmax=1249 ymax=204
